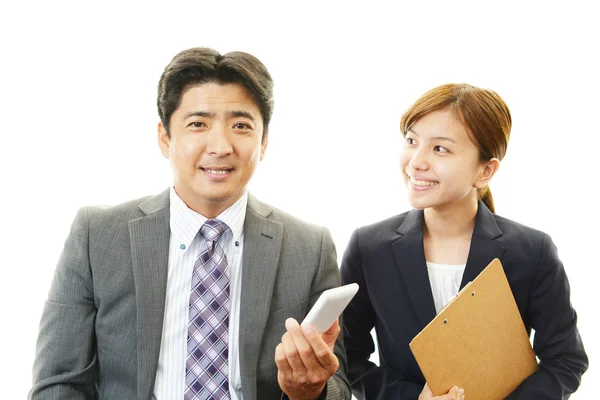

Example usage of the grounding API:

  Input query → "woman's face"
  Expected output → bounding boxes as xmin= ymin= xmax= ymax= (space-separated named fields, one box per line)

xmin=400 ymin=109 xmax=490 ymax=212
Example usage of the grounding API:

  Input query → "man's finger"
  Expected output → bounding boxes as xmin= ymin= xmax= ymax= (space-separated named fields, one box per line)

xmin=274 ymin=342 xmax=293 ymax=376
xmin=320 ymin=319 xmax=340 ymax=350
xmin=285 ymin=318 xmax=323 ymax=372
xmin=281 ymin=319 xmax=309 ymax=374
xmin=301 ymin=322 xmax=339 ymax=374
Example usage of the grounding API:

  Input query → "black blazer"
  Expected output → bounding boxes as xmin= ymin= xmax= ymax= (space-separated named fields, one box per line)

xmin=340 ymin=201 xmax=588 ymax=399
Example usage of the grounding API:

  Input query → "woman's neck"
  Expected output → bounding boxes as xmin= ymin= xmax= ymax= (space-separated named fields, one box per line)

xmin=423 ymin=196 xmax=479 ymax=240
xmin=422 ymin=197 xmax=479 ymax=264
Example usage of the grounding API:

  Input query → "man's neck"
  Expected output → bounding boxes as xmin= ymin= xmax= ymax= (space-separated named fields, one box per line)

xmin=173 ymin=186 xmax=246 ymax=219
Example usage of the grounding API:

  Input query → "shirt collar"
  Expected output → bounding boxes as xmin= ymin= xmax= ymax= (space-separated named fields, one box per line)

xmin=169 ymin=187 xmax=247 ymax=250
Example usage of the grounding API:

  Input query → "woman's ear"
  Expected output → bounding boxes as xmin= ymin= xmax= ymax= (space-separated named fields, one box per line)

xmin=474 ymin=158 xmax=500 ymax=189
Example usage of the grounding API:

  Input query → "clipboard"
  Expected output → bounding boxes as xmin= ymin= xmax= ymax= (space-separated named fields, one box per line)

xmin=409 ymin=258 xmax=538 ymax=399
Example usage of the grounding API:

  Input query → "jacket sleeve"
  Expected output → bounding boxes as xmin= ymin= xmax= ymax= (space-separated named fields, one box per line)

xmin=29 ymin=208 xmax=98 ymax=400
xmin=319 ymin=227 xmax=352 ymax=400
xmin=506 ymin=233 xmax=588 ymax=399
xmin=340 ymin=230 xmax=423 ymax=400
xmin=281 ymin=226 xmax=352 ymax=400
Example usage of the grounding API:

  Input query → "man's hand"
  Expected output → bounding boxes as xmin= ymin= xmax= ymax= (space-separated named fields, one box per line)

xmin=419 ymin=383 xmax=465 ymax=400
xmin=275 ymin=318 xmax=340 ymax=400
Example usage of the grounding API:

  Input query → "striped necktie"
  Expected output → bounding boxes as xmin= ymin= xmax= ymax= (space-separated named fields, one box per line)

xmin=185 ymin=218 xmax=230 ymax=400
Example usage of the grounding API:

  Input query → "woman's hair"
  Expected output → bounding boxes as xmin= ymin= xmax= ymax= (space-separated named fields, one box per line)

xmin=400 ymin=84 xmax=512 ymax=213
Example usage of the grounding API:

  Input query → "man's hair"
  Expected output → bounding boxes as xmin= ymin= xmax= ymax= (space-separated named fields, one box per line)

xmin=157 ymin=47 xmax=273 ymax=141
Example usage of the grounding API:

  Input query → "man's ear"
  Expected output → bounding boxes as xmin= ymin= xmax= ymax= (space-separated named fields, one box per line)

xmin=474 ymin=158 xmax=500 ymax=189
xmin=158 ymin=122 xmax=170 ymax=159
xmin=260 ymin=132 xmax=268 ymax=161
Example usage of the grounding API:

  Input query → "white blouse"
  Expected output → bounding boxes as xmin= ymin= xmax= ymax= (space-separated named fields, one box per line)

xmin=426 ymin=262 xmax=466 ymax=314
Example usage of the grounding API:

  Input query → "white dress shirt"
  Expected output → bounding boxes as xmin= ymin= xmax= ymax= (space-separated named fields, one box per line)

xmin=426 ymin=262 xmax=466 ymax=314
xmin=153 ymin=187 xmax=247 ymax=399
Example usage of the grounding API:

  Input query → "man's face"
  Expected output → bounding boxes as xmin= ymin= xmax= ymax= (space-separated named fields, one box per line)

xmin=158 ymin=82 xmax=267 ymax=217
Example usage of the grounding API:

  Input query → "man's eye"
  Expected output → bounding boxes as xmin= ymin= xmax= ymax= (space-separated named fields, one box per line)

xmin=234 ymin=123 xmax=251 ymax=130
xmin=190 ymin=122 xmax=206 ymax=128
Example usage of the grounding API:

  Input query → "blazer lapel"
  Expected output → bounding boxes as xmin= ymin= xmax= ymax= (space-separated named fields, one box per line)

xmin=129 ymin=189 xmax=170 ymax=400
xmin=391 ymin=202 xmax=506 ymax=328
xmin=391 ymin=209 xmax=438 ymax=329
xmin=239 ymin=194 xmax=283 ymax=399
xmin=460 ymin=200 xmax=506 ymax=288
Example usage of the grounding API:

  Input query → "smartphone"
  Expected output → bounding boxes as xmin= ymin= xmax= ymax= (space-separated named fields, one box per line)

xmin=302 ymin=283 xmax=359 ymax=333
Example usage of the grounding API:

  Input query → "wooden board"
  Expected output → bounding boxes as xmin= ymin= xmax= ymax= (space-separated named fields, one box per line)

xmin=409 ymin=258 xmax=538 ymax=399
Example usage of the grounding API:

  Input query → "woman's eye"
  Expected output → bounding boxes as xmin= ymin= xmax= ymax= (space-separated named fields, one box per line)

xmin=434 ymin=145 xmax=449 ymax=153
xmin=406 ymin=137 xmax=416 ymax=145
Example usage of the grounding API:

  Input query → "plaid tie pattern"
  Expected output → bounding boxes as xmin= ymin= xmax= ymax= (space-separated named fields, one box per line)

xmin=185 ymin=219 xmax=230 ymax=400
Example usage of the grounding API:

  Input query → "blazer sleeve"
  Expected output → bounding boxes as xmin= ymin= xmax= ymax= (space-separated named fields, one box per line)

xmin=317 ymin=227 xmax=352 ymax=400
xmin=340 ymin=230 xmax=423 ymax=400
xmin=29 ymin=208 xmax=98 ymax=400
xmin=281 ymin=226 xmax=352 ymax=400
xmin=506 ymin=233 xmax=588 ymax=399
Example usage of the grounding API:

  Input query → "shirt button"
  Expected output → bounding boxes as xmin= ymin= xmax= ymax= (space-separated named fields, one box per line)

xmin=235 ymin=241 xmax=240 ymax=247
xmin=180 ymin=244 xmax=186 ymax=250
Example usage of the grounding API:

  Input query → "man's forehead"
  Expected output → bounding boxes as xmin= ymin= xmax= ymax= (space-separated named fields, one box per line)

xmin=178 ymin=83 xmax=260 ymax=113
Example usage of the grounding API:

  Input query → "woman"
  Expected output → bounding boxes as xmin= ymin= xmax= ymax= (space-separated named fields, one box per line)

xmin=340 ymin=84 xmax=588 ymax=399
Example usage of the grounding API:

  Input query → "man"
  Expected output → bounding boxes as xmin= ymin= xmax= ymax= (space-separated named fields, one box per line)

xmin=30 ymin=47 xmax=351 ymax=400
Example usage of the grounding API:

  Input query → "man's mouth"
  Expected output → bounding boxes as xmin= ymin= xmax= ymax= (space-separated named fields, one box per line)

xmin=201 ymin=167 xmax=233 ymax=175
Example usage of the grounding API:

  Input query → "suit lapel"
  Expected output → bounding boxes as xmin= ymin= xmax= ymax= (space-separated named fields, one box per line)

xmin=391 ymin=208 xmax=437 ymax=329
xmin=460 ymin=200 xmax=506 ymax=288
xmin=239 ymin=194 xmax=283 ymax=399
xmin=129 ymin=190 xmax=170 ymax=400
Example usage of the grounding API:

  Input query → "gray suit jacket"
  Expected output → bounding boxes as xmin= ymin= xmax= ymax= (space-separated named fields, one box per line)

xmin=30 ymin=189 xmax=351 ymax=400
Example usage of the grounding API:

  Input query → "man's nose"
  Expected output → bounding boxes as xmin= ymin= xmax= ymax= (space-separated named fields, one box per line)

xmin=206 ymin=125 xmax=233 ymax=156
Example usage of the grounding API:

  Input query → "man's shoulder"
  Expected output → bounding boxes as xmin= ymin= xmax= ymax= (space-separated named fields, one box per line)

xmin=247 ymin=195 xmax=326 ymax=235
xmin=78 ymin=189 xmax=169 ymax=224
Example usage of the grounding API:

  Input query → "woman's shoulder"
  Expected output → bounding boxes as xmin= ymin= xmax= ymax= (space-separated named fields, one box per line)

xmin=348 ymin=210 xmax=418 ymax=254
xmin=492 ymin=213 xmax=549 ymax=241
xmin=356 ymin=210 xmax=413 ymax=236
xmin=491 ymin=213 xmax=555 ymax=259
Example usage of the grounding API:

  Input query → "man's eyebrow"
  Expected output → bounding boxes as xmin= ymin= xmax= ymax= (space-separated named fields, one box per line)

xmin=184 ymin=110 xmax=256 ymax=121
xmin=408 ymin=128 xmax=456 ymax=143
xmin=184 ymin=111 xmax=215 ymax=119
xmin=227 ymin=110 xmax=255 ymax=121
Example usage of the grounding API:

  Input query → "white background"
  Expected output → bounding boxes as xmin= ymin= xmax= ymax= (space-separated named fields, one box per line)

xmin=1 ymin=1 xmax=597 ymax=398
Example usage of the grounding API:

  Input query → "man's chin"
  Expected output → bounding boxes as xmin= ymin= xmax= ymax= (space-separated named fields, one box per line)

xmin=194 ymin=189 xmax=244 ymax=205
